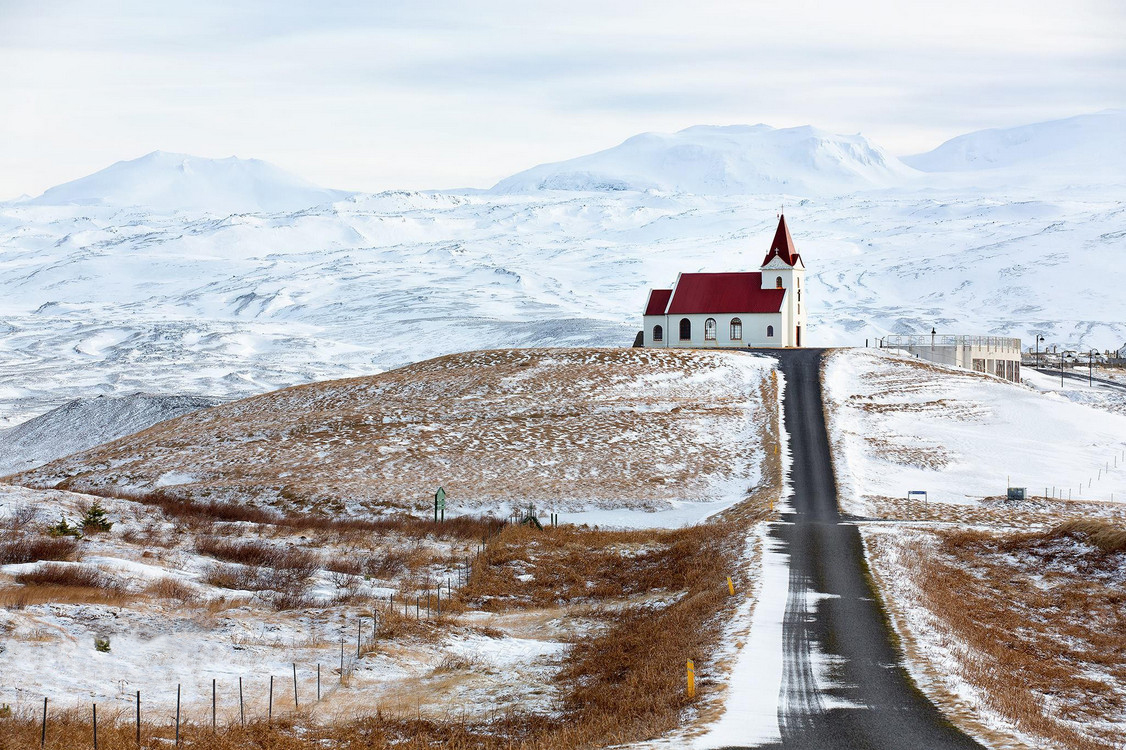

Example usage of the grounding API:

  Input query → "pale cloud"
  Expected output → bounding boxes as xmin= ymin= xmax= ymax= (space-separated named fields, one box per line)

xmin=0 ymin=0 xmax=1122 ymax=197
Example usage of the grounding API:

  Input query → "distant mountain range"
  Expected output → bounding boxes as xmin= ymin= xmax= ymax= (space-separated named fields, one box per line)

xmin=28 ymin=150 xmax=351 ymax=213
xmin=491 ymin=124 xmax=917 ymax=195
xmin=904 ymin=110 xmax=1125 ymax=175
xmin=12 ymin=112 xmax=1124 ymax=213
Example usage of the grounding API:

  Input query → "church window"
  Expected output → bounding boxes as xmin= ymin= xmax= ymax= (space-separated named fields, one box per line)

xmin=797 ymin=289 xmax=801 ymax=302
xmin=679 ymin=318 xmax=691 ymax=340
xmin=704 ymin=318 xmax=717 ymax=341
xmin=776 ymin=276 xmax=783 ymax=289
xmin=653 ymin=325 xmax=663 ymax=342
xmin=767 ymin=325 xmax=775 ymax=338
xmin=730 ymin=318 xmax=742 ymax=341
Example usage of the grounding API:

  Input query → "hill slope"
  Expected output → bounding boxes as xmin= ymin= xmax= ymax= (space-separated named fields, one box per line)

xmin=492 ymin=124 xmax=918 ymax=195
xmin=0 ymin=394 xmax=220 ymax=476
xmin=9 ymin=348 xmax=776 ymax=517
xmin=904 ymin=111 xmax=1126 ymax=178
xmin=29 ymin=151 xmax=350 ymax=213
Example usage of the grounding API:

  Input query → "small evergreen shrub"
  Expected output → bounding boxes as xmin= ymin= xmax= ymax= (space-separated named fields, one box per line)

xmin=81 ymin=501 xmax=113 ymax=533
xmin=47 ymin=516 xmax=82 ymax=539
xmin=94 ymin=636 xmax=111 ymax=653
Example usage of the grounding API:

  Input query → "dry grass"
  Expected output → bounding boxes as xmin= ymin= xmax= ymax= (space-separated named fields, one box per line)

xmin=13 ymin=563 xmax=114 ymax=589
xmin=0 ymin=533 xmax=79 ymax=564
xmin=14 ymin=348 xmax=767 ymax=514
xmin=873 ymin=522 xmax=1126 ymax=750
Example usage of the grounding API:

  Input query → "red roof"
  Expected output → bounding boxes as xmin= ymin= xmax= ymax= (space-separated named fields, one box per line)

xmin=644 ymin=288 xmax=672 ymax=316
xmin=761 ymin=214 xmax=799 ymax=267
xmin=665 ymin=273 xmax=785 ymax=314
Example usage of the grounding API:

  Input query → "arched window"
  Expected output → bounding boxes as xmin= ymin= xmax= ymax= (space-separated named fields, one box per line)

xmin=704 ymin=318 xmax=717 ymax=341
xmin=679 ymin=318 xmax=691 ymax=341
xmin=767 ymin=325 xmax=775 ymax=338
xmin=775 ymin=276 xmax=784 ymax=289
xmin=653 ymin=325 xmax=663 ymax=342
xmin=730 ymin=317 xmax=742 ymax=341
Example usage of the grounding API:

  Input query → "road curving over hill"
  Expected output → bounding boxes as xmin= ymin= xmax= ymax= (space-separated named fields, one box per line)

xmin=726 ymin=348 xmax=983 ymax=750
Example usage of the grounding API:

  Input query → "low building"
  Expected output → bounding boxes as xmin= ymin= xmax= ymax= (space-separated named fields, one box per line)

xmin=641 ymin=214 xmax=807 ymax=349
xmin=879 ymin=334 xmax=1023 ymax=383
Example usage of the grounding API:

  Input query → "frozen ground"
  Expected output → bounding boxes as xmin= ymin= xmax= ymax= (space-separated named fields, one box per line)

xmin=10 ymin=348 xmax=775 ymax=518
xmin=0 ymin=484 xmax=565 ymax=722
xmin=1 ymin=178 xmax=1123 ymax=428
xmin=824 ymin=348 xmax=1126 ymax=514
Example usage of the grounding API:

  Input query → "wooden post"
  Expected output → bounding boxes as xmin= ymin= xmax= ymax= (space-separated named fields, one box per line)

xmin=340 ymin=638 xmax=344 ymax=681
xmin=135 ymin=690 xmax=141 ymax=748
xmin=239 ymin=677 xmax=245 ymax=726
xmin=436 ymin=586 xmax=441 ymax=616
xmin=727 ymin=576 xmax=735 ymax=596
xmin=212 ymin=678 xmax=216 ymax=731
xmin=317 ymin=664 xmax=321 ymax=702
xmin=176 ymin=684 xmax=181 ymax=746
xmin=415 ymin=596 xmax=419 ymax=620
xmin=40 ymin=697 xmax=46 ymax=749
xmin=268 ymin=676 xmax=274 ymax=724
xmin=93 ymin=703 xmax=98 ymax=750
xmin=357 ymin=620 xmax=361 ymax=658
xmin=293 ymin=663 xmax=299 ymax=709
xmin=687 ymin=660 xmax=696 ymax=699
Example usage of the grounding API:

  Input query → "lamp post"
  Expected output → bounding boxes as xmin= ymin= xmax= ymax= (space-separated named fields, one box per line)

xmin=1035 ymin=335 xmax=1044 ymax=368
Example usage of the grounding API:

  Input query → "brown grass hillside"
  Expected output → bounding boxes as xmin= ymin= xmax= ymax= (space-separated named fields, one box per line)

xmin=6 ymin=348 xmax=771 ymax=515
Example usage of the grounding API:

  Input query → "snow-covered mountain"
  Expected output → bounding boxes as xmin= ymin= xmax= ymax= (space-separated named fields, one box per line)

xmin=904 ymin=111 xmax=1126 ymax=179
xmin=0 ymin=116 xmax=1123 ymax=426
xmin=28 ymin=151 xmax=350 ymax=213
xmin=0 ymin=394 xmax=221 ymax=476
xmin=492 ymin=125 xmax=919 ymax=195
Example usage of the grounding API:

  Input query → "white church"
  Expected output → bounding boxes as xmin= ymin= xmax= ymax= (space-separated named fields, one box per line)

xmin=641 ymin=214 xmax=807 ymax=349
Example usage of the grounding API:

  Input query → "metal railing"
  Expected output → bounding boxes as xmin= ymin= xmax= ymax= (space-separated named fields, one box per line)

xmin=879 ymin=334 xmax=1021 ymax=352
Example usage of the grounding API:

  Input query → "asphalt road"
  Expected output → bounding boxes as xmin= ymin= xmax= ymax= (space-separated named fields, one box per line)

xmin=724 ymin=348 xmax=983 ymax=750
xmin=1031 ymin=366 xmax=1126 ymax=393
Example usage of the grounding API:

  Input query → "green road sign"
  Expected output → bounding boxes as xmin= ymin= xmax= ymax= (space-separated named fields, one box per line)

xmin=434 ymin=487 xmax=446 ymax=523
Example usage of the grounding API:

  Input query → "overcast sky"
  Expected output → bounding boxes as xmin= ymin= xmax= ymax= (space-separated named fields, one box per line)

xmin=1 ymin=0 xmax=1123 ymax=197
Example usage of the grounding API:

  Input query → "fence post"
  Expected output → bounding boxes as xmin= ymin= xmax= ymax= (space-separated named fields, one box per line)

xmin=239 ymin=677 xmax=245 ymax=726
xmin=340 ymin=638 xmax=344 ymax=682
xmin=40 ymin=697 xmax=47 ymax=749
xmin=176 ymin=684 xmax=181 ymax=746
xmin=317 ymin=664 xmax=321 ymax=702
xmin=93 ymin=703 xmax=98 ymax=750
xmin=687 ymin=660 xmax=696 ymax=699
xmin=357 ymin=620 xmax=361 ymax=659
xmin=293 ymin=663 xmax=299 ymax=709
xmin=212 ymin=678 xmax=216 ymax=731
xmin=136 ymin=690 xmax=141 ymax=748
xmin=268 ymin=676 xmax=274 ymax=724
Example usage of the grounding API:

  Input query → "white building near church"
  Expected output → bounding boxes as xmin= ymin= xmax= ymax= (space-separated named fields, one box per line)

xmin=641 ymin=214 xmax=807 ymax=349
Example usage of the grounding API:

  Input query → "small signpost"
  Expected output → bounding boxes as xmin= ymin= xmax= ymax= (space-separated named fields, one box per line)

xmin=434 ymin=487 xmax=446 ymax=523
xmin=686 ymin=659 xmax=696 ymax=699
xmin=907 ymin=490 xmax=928 ymax=508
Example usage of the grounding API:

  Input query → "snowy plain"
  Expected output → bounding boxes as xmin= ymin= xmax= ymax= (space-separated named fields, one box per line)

xmin=1 ymin=112 xmax=1124 ymax=430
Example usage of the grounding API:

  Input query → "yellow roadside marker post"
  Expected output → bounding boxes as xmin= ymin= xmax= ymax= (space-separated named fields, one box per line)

xmin=687 ymin=660 xmax=696 ymax=699
xmin=726 ymin=576 xmax=735 ymax=596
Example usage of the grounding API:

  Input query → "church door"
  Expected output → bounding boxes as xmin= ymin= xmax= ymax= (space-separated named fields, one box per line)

xmin=796 ymin=325 xmax=802 ymax=347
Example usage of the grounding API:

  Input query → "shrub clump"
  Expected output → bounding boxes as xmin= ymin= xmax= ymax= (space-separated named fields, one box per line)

xmin=0 ymin=534 xmax=79 ymax=565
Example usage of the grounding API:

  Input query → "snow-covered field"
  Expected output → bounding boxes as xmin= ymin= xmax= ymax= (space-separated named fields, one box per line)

xmin=824 ymin=348 xmax=1126 ymax=748
xmin=824 ymin=348 xmax=1126 ymax=514
xmin=1 ymin=113 xmax=1123 ymax=429
xmin=0 ymin=484 xmax=565 ymax=723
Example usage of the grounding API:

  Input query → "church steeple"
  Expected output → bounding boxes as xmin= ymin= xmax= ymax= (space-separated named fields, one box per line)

xmin=761 ymin=214 xmax=800 ymax=267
